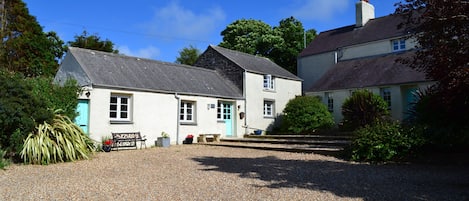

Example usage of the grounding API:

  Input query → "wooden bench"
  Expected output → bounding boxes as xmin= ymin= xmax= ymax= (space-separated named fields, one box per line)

xmin=197 ymin=134 xmax=221 ymax=143
xmin=111 ymin=132 xmax=146 ymax=151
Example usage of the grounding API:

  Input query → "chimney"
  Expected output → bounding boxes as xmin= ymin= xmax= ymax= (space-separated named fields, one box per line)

xmin=356 ymin=0 xmax=375 ymax=27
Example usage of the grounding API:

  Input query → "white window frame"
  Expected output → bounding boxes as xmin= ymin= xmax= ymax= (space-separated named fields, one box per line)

xmin=217 ymin=101 xmax=232 ymax=121
xmin=263 ymin=74 xmax=275 ymax=90
xmin=263 ymin=100 xmax=275 ymax=118
xmin=109 ymin=94 xmax=131 ymax=122
xmin=392 ymin=39 xmax=406 ymax=52
xmin=180 ymin=101 xmax=196 ymax=123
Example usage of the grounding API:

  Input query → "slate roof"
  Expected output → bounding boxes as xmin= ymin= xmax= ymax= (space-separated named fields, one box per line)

xmin=307 ymin=51 xmax=430 ymax=92
xmin=299 ymin=13 xmax=417 ymax=57
xmin=60 ymin=47 xmax=243 ymax=99
xmin=209 ymin=45 xmax=301 ymax=81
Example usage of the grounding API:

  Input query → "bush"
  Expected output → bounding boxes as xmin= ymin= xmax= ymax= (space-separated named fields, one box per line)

xmin=281 ymin=96 xmax=335 ymax=134
xmin=0 ymin=71 xmax=54 ymax=156
xmin=21 ymin=112 xmax=95 ymax=165
xmin=0 ymin=148 xmax=10 ymax=170
xmin=341 ymin=89 xmax=390 ymax=131
xmin=351 ymin=121 xmax=425 ymax=163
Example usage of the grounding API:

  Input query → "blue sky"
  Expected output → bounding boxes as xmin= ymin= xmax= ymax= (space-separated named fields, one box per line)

xmin=23 ymin=0 xmax=399 ymax=63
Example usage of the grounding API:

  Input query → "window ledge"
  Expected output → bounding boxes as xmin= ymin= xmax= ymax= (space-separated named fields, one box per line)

xmin=110 ymin=121 xmax=133 ymax=124
xmin=263 ymin=89 xmax=276 ymax=93
xmin=263 ymin=116 xmax=275 ymax=119
xmin=180 ymin=122 xmax=197 ymax=126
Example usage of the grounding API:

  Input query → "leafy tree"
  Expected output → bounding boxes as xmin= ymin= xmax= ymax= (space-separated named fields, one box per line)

xmin=0 ymin=0 xmax=66 ymax=77
xmin=396 ymin=0 xmax=469 ymax=147
xmin=341 ymin=90 xmax=390 ymax=131
xmin=219 ymin=17 xmax=316 ymax=74
xmin=271 ymin=17 xmax=316 ymax=74
xmin=175 ymin=45 xmax=201 ymax=65
xmin=68 ymin=30 xmax=119 ymax=53
xmin=281 ymin=96 xmax=334 ymax=134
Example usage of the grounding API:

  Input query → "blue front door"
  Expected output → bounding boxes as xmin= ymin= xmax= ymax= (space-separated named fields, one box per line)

xmin=222 ymin=103 xmax=234 ymax=137
xmin=75 ymin=99 xmax=90 ymax=135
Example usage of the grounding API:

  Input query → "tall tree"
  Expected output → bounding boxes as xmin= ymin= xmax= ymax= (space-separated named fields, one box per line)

xmin=0 ymin=0 xmax=65 ymax=77
xmin=396 ymin=0 xmax=469 ymax=124
xmin=68 ymin=30 xmax=119 ymax=53
xmin=219 ymin=17 xmax=316 ymax=75
xmin=175 ymin=45 xmax=201 ymax=65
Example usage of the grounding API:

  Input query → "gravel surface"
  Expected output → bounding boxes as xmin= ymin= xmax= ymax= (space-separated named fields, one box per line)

xmin=1 ymin=145 xmax=468 ymax=201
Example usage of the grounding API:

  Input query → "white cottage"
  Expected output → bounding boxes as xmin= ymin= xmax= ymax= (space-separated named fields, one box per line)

xmin=55 ymin=46 xmax=301 ymax=145
xmin=298 ymin=0 xmax=434 ymax=123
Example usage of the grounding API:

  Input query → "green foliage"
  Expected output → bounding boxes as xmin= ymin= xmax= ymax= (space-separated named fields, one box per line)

xmin=219 ymin=17 xmax=316 ymax=74
xmin=175 ymin=45 xmax=201 ymax=65
xmin=396 ymin=1 xmax=469 ymax=149
xmin=0 ymin=71 xmax=54 ymax=155
xmin=0 ymin=148 xmax=10 ymax=170
xmin=281 ymin=96 xmax=335 ymax=134
xmin=21 ymin=113 xmax=95 ymax=165
xmin=0 ymin=0 xmax=65 ymax=77
xmin=341 ymin=90 xmax=390 ymax=131
xmin=27 ymin=77 xmax=80 ymax=119
xmin=351 ymin=121 xmax=425 ymax=163
xmin=68 ymin=30 xmax=118 ymax=53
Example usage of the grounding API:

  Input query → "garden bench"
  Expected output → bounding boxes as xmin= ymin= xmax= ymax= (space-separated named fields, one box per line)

xmin=111 ymin=132 xmax=146 ymax=151
xmin=197 ymin=134 xmax=221 ymax=143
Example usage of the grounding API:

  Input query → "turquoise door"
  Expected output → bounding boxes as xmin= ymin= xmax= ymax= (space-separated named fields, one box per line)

xmin=404 ymin=87 xmax=418 ymax=119
xmin=222 ymin=103 xmax=234 ymax=137
xmin=75 ymin=99 xmax=90 ymax=135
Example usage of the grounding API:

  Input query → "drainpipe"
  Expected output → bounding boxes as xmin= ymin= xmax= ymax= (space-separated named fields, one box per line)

xmin=175 ymin=93 xmax=180 ymax=145
xmin=243 ymin=70 xmax=248 ymax=135
xmin=334 ymin=51 xmax=338 ymax=64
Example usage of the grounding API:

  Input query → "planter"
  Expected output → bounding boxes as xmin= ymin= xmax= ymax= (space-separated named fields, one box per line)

xmin=183 ymin=137 xmax=193 ymax=144
xmin=156 ymin=137 xmax=170 ymax=147
xmin=103 ymin=145 xmax=112 ymax=152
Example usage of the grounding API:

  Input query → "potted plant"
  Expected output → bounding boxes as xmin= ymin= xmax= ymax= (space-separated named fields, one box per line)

xmin=102 ymin=136 xmax=113 ymax=152
xmin=156 ymin=132 xmax=170 ymax=147
xmin=183 ymin=134 xmax=194 ymax=144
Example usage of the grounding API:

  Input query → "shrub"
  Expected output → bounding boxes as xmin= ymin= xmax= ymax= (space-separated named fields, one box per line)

xmin=281 ymin=96 xmax=335 ymax=134
xmin=351 ymin=121 xmax=425 ymax=163
xmin=341 ymin=89 xmax=390 ymax=131
xmin=21 ymin=112 xmax=95 ymax=165
xmin=0 ymin=148 xmax=10 ymax=170
xmin=0 ymin=71 xmax=54 ymax=156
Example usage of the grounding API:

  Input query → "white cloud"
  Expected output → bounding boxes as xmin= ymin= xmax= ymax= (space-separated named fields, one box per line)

xmin=144 ymin=1 xmax=226 ymax=42
xmin=289 ymin=0 xmax=350 ymax=21
xmin=118 ymin=45 xmax=161 ymax=59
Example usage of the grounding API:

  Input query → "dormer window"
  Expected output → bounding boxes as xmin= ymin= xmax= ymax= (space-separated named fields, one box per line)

xmin=392 ymin=39 xmax=406 ymax=52
xmin=263 ymin=74 xmax=274 ymax=90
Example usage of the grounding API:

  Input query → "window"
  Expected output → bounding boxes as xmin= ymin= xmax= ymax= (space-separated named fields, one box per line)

xmin=392 ymin=39 xmax=406 ymax=51
xmin=110 ymin=94 xmax=131 ymax=121
xmin=325 ymin=92 xmax=334 ymax=113
xmin=180 ymin=101 xmax=196 ymax=123
xmin=380 ymin=88 xmax=392 ymax=110
xmin=263 ymin=100 xmax=275 ymax=117
xmin=217 ymin=101 xmax=232 ymax=121
xmin=263 ymin=74 xmax=274 ymax=90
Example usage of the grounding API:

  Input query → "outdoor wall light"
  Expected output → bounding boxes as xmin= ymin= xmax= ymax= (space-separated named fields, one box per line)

xmin=85 ymin=91 xmax=91 ymax=98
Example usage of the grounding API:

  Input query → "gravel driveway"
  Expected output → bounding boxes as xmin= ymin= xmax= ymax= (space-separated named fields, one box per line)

xmin=1 ymin=145 xmax=468 ymax=201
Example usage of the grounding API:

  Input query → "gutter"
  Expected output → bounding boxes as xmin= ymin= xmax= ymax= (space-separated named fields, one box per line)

xmin=175 ymin=93 xmax=180 ymax=145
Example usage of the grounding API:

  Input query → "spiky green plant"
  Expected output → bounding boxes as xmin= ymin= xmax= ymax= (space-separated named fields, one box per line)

xmin=21 ymin=113 xmax=95 ymax=165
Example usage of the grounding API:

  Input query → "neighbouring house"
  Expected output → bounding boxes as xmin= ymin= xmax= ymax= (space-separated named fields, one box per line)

xmin=195 ymin=45 xmax=302 ymax=133
xmin=55 ymin=46 xmax=301 ymax=146
xmin=297 ymin=0 xmax=434 ymax=123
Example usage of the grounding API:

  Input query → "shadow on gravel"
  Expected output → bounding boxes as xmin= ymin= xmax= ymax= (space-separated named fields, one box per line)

xmin=192 ymin=156 xmax=469 ymax=201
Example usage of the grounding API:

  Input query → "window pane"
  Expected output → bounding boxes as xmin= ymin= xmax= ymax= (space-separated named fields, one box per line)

xmin=110 ymin=105 xmax=117 ymax=111
xmin=121 ymin=105 xmax=127 ymax=111
xmin=110 ymin=112 xmax=117 ymax=118
xmin=121 ymin=112 xmax=127 ymax=118
xmin=121 ymin=98 xmax=128 ymax=104
xmin=110 ymin=97 xmax=117 ymax=103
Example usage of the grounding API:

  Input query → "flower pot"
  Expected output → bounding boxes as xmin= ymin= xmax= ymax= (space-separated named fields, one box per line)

xmin=103 ymin=145 xmax=112 ymax=152
xmin=156 ymin=137 xmax=170 ymax=147
xmin=183 ymin=137 xmax=193 ymax=144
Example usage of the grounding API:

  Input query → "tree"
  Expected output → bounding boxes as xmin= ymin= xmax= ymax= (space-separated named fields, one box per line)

xmin=281 ymin=96 xmax=334 ymax=134
xmin=395 ymin=1 xmax=469 ymax=139
xmin=0 ymin=0 xmax=66 ymax=77
xmin=68 ymin=30 xmax=119 ymax=53
xmin=219 ymin=17 xmax=316 ymax=74
xmin=175 ymin=45 xmax=201 ymax=65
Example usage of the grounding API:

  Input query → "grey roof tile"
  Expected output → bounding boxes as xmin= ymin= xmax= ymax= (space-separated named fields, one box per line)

xmin=67 ymin=47 xmax=242 ymax=99
xmin=209 ymin=45 xmax=301 ymax=80
xmin=307 ymin=51 xmax=431 ymax=92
